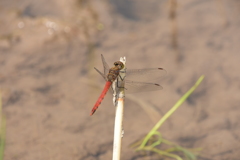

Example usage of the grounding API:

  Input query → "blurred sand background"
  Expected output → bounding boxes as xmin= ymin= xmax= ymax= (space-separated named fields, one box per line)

xmin=0 ymin=0 xmax=240 ymax=159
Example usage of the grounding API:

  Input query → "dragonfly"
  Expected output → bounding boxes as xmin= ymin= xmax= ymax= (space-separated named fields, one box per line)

xmin=90 ymin=54 xmax=166 ymax=116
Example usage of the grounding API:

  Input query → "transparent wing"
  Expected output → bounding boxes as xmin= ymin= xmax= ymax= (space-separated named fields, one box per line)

xmin=125 ymin=68 xmax=167 ymax=82
xmin=101 ymin=54 xmax=110 ymax=77
xmin=94 ymin=54 xmax=110 ymax=81
xmin=94 ymin=68 xmax=165 ymax=93
xmin=94 ymin=67 xmax=106 ymax=80
xmin=124 ymin=80 xmax=163 ymax=93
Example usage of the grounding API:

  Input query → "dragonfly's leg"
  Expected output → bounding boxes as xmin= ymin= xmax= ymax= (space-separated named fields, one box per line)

xmin=117 ymin=68 xmax=127 ymax=89
xmin=116 ymin=77 xmax=128 ymax=90
xmin=119 ymin=69 xmax=127 ymax=81
xmin=116 ymin=78 xmax=124 ymax=88
xmin=118 ymin=74 xmax=126 ymax=81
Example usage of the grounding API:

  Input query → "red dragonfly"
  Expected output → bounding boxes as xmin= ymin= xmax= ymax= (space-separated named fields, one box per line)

xmin=90 ymin=54 xmax=166 ymax=115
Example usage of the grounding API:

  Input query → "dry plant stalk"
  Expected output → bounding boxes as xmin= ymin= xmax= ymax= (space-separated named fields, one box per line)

xmin=112 ymin=56 xmax=126 ymax=160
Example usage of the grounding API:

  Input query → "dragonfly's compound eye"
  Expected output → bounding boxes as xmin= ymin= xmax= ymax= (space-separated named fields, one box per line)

xmin=120 ymin=63 xmax=124 ymax=69
xmin=114 ymin=61 xmax=124 ymax=69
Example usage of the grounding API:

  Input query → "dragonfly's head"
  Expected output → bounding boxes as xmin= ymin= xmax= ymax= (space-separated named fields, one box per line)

xmin=114 ymin=61 xmax=124 ymax=70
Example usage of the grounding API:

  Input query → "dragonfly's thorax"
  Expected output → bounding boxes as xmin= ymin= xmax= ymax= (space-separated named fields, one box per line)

xmin=107 ymin=61 xmax=124 ymax=82
xmin=107 ymin=69 xmax=120 ymax=82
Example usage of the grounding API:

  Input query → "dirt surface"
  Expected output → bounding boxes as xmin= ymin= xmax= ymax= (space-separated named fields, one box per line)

xmin=0 ymin=0 xmax=240 ymax=160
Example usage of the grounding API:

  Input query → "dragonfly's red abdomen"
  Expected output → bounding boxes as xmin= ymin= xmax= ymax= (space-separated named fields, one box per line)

xmin=90 ymin=81 xmax=112 ymax=115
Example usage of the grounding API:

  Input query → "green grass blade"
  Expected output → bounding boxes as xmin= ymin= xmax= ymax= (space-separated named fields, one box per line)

xmin=139 ymin=75 xmax=205 ymax=148
xmin=143 ymin=147 xmax=183 ymax=160
xmin=175 ymin=146 xmax=196 ymax=160
xmin=0 ymin=116 xmax=6 ymax=160
xmin=0 ymin=91 xmax=6 ymax=160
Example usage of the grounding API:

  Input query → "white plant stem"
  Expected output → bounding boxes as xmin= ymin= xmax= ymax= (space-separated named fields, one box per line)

xmin=112 ymin=56 xmax=126 ymax=160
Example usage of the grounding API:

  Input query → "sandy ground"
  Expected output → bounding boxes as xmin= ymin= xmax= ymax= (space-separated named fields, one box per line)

xmin=0 ymin=0 xmax=240 ymax=159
